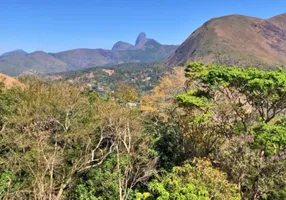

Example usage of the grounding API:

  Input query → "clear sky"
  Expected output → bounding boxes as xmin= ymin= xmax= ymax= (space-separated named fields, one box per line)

xmin=0 ymin=0 xmax=285 ymax=54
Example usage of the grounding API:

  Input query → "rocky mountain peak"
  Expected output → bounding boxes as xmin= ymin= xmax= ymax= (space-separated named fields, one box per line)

xmin=135 ymin=32 xmax=147 ymax=48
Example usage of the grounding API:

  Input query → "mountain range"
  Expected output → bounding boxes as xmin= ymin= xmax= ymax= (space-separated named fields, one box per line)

xmin=1 ymin=49 xmax=28 ymax=57
xmin=2 ymin=13 xmax=286 ymax=77
xmin=168 ymin=13 xmax=286 ymax=68
xmin=0 ymin=33 xmax=178 ymax=76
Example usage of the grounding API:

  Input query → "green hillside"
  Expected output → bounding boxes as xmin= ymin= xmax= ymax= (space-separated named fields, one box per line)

xmin=44 ymin=62 xmax=168 ymax=94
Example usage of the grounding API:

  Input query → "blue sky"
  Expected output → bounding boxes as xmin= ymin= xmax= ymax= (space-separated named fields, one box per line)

xmin=0 ymin=0 xmax=285 ymax=54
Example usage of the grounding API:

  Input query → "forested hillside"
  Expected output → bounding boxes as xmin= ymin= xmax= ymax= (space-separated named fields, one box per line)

xmin=44 ymin=62 xmax=167 ymax=94
xmin=0 ymin=62 xmax=285 ymax=199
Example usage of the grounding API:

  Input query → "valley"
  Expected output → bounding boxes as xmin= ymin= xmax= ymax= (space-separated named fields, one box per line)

xmin=0 ymin=7 xmax=286 ymax=200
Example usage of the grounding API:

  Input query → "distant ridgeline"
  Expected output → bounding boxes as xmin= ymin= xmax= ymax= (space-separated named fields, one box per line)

xmin=2 ymin=13 xmax=286 ymax=77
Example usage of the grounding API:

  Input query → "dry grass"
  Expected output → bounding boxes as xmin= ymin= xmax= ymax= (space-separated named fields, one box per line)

xmin=0 ymin=73 xmax=25 ymax=89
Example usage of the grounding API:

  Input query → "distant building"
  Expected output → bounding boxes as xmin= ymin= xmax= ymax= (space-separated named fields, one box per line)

xmin=125 ymin=102 xmax=139 ymax=108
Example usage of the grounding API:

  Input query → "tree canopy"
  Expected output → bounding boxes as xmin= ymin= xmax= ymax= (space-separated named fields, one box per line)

xmin=0 ymin=62 xmax=285 ymax=199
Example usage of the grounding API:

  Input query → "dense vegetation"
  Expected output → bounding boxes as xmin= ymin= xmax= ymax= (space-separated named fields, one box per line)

xmin=0 ymin=62 xmax=285 ymax=199
xmin=44 ymin=62 xmax=167 ymax=95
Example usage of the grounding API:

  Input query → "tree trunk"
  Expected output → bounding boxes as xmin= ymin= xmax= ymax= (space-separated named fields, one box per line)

xmin=54 ymin=177 xmax=71 ymax=200
xmin=117 ymin=145 xmax=123 ymax=200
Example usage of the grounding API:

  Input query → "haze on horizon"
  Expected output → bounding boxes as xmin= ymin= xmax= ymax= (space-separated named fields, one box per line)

xmin=0 ymin=0 xmax=285 ymax=54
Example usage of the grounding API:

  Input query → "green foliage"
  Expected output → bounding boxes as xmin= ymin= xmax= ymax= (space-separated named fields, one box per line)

xmin=176 ymin=90 xmax=212 ymax=108
xmin=114 ymin=83 xmax=140 ymax=103
xmin=1 ymin=62 xmax=285 ymax=200
xmin=154 ymin=120 xmax=186 ymax=169
xmin=0 ymin=87 xmax=17 ymax=121
xmin=253 ymin=121 xmax=286 ymax=156
xmin=263 ymin=187 xmax=286 ymax=200
xmin=45 ymin=62 xmax=167 ymax=95
xmin=72 ymin=156 xmax=119 ymax=200
xmin=137 ymin=159 xmax=240 ymax=200
xmin=169 ymin=62 xmax=286 ymax=199
xmin=185 ymin=62 xmax=286 ymax=122
xmin=0 ymin=172 xmax=16 ymax=198
xmin=216 ymin=135 xmax=286 ymax=200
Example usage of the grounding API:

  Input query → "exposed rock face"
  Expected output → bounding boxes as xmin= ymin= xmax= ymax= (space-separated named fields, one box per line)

xmin=135 ymin=32 xmax=147 ymax=48
xmin=168 ymin=13 xmax=286 ymax=68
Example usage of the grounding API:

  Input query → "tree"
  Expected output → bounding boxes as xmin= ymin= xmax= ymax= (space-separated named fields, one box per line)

xmin=114 ymin=83 xmax=140 ymax=104
xmin=0 ymin=80 xmax=119 ymax=199
xmin=136 ymin=158 xmax=241 ymax=200
xmin=140 ymin=67 xmax=188 ymax=169
xmin=183 ymin=62 xmax=286 ymax=124
xmin=253 ymin=120 xmax=286 ymax=156
xmin=70 ymin=102 xmax=157 ymax=200
xmin=177 ymin=62 xmax=286 ymax=199
xmin=140 ymin=67 xmax=186 ymax=121
xmin=216 ymin=135 xmax=286 ymax=199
